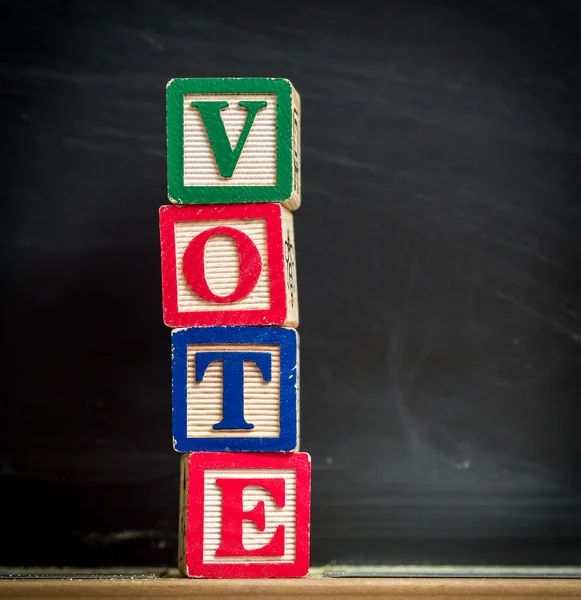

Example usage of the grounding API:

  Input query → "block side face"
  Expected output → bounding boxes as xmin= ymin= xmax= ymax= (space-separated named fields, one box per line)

xmin=282 ymin=86 xmax=301 ymax=211
xmin=161 ymin=204 xmax=288 ymax=328
xmin=166 ymin=78 xmax=296 ymax=206
xmin=184 ymin=452 xmax=311 ymax=578
xmin=172 ymin=327 xmax=298 ymax=452
xmin=178 ymin=454 xmax=189 ymax=575
xmin=281 ymin=207 xmax=299 ymax=327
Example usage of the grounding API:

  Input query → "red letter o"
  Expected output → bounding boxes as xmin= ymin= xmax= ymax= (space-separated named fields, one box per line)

xmin=182 ymin=226 xmax=262 ymax=303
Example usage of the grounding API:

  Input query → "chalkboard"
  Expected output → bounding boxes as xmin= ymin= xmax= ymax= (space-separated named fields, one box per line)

xmin=2 ymin=0 xmax=581 ymax=568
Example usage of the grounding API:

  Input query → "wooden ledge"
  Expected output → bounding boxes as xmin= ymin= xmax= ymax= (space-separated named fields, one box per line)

xmin=2 ymin=576 xmax=581 ymax=599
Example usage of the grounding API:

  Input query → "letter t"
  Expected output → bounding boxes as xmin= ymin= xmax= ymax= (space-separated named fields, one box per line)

xmin=195 ymin=351 xmax=272 ymax=430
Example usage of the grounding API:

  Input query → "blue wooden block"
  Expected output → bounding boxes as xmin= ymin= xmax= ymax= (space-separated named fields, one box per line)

xmin=172 ymin=326 xmax=299 ymax=452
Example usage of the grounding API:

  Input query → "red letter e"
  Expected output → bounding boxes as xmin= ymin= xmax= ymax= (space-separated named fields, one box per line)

xmin=215 ymin=477 xmax=285 ymax=557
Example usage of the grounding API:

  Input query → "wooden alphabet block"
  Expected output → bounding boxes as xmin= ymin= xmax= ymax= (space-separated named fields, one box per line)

xmin=160 ymin=204 xmax=298 ymax=328
xmin=167 ymin=77 xmax=301 ymax=210
xmin=171 ymin=326 xmax=299 ymax=453
xmin=179 ymin=452 xmax=311 ymax=578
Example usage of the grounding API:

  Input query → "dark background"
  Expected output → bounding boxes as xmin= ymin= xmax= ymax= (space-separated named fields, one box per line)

xmin=2 ymin=0 xmax=581 ymax=568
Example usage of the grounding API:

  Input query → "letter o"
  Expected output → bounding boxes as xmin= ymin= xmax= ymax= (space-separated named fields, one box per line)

xmin=182 ymin=226 xmax=262 ymax=303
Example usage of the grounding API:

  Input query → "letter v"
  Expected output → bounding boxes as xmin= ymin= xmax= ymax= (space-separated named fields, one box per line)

xmin=190 ymin=100 xmax=268 ymax=178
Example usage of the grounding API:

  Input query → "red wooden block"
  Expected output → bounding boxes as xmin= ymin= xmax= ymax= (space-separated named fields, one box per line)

xmin=160 ymin=204 xmax=298 ymax=328
xmin=179 ymin=452 xmax=311 ymax=578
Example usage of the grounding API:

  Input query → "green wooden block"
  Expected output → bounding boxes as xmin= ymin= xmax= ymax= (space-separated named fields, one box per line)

xmin=166 ymin=78 xmax=301 ymax=210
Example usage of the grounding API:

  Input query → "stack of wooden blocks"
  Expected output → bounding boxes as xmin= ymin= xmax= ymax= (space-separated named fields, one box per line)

xmin=159 ymin=78 xmax=310 ymax=579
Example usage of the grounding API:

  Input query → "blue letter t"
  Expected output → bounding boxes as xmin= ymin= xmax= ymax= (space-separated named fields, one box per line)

xmin=194 ymin=351 xmax=272 ymax=430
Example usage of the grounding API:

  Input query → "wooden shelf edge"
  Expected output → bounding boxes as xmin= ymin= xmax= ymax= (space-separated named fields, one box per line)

xmin=1 ymin=576 xmax=581 ymax=599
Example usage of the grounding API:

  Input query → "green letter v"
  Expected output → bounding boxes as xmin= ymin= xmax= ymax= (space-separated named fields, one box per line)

xmin=190 ymin=100 xmax=268 ymax=179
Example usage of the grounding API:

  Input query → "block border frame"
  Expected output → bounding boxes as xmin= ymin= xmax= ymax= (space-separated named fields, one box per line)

xmin=171 ymin=326 xmax=299 ymax=452
xmin=167 ymin=77 xmax=294 ymax=204
xmin=185 ymin=452 xmax=311 ymax=578
xmin=160 ymin=204 xmax=289 ymax=327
